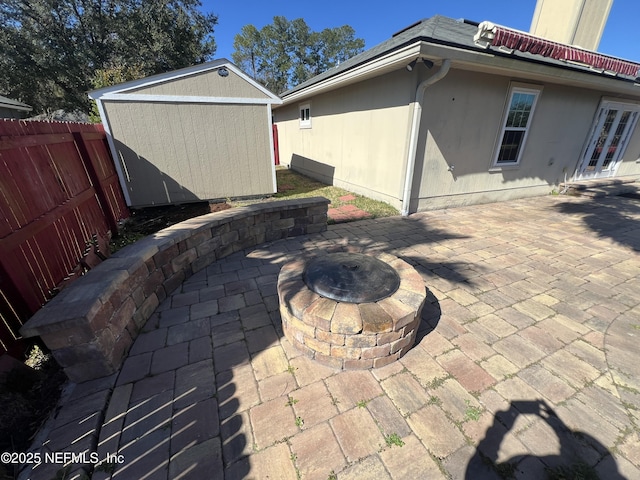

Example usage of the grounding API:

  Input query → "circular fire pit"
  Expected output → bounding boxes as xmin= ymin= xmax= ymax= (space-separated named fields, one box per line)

xmin=278 ymin=250 xmax=427 ymax=369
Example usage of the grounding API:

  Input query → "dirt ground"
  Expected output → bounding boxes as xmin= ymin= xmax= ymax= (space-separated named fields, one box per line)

xmin=0 ymin=348 xmax=67 ymax=479
xmin=111 ymin=201 xmax=231 ymax=252
xmin=123 ymin=201 xmax=230 ymax=235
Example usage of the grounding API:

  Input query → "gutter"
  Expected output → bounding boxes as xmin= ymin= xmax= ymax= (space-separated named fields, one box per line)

xmin=401 ymin=59 xmax=451 ymax=216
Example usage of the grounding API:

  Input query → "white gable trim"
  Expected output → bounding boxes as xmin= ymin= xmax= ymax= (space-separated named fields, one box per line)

xmin=94 ymin=99 xmax=133 ymax=206
xmin=88 ymin=59 xmax=281 ymax=103
xmin=99 ymin=93 xmax=281 ymax=105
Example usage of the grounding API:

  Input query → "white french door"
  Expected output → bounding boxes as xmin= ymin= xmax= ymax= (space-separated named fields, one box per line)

xmin=577 ymin=101 xmax=640 ymax=179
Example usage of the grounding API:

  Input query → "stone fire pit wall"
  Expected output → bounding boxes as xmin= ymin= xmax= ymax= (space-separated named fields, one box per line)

xmin=20 ymin=197 xmax=329 ymax=383
xmin=278 ymin=250 xmax=427 ymax=369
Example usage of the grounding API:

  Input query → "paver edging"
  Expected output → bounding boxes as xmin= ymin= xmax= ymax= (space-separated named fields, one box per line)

xmin=20 ymin=197 xmax=329 ymax=383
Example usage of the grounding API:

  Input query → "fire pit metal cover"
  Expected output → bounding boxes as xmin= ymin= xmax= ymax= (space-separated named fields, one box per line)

xmin=278 ymin=249 xmax=427 ymax=369
xmin=303 ymin=253 xmax=400 ymax=303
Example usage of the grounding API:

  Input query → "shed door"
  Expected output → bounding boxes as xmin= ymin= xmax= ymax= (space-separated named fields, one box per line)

xmin=577 ymin=101 xmax=640 ymax=179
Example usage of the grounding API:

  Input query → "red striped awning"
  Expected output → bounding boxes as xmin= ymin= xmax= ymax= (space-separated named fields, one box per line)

xmin=476 ymin=23 xmax=640 ymax=78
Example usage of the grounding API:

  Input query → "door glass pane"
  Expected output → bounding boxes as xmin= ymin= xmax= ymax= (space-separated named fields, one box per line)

xmin=589 ymin=109 xmax=618 ymax=167
xmin=603 ymin=111 xmax=631 ymax=169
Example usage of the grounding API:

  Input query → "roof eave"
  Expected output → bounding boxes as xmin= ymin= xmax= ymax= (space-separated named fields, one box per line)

xmin=279 ymin=39 xmax=640 ymax=107
xmin=0 ymin=103 xmax=32 ymax=112
xmin=0 ymin=95 xmax=32 ymax=111
xmin=434 ymin=43 xmax=640 ymax=95
xmin=88 ymin=59 xmax=282 ymax=104
xmin=279 ymin=42 xmax=424 ymax=106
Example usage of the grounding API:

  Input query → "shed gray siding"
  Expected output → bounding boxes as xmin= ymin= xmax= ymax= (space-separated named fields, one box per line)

xmin=128 ymin=69 xmax=269 ymax=99
xmin=104 ymin=100 xmax=273 ymax=207
xmin=0 ymin=95 xmax=32 ymax=119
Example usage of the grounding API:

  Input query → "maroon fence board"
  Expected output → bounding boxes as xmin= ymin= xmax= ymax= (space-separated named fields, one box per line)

xmin=0 ymin=120 xmax=129 ymax=355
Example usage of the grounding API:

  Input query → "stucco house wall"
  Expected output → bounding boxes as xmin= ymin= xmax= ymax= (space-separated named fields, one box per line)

xmin=412 ymin=69 xmax=629 ymax=210
xmin=276 ymin=69 xmax=415 ymax=209
xmin=275 ymin=16 xmax=640 ymax=214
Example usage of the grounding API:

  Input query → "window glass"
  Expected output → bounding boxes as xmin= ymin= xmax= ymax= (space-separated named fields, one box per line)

xmin=299 ymin=103 xmax=311 ymax=128
xmin=494 ymin=86 xmax=540 ymax=166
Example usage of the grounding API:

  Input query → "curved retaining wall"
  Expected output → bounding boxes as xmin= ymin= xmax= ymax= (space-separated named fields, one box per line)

xmin=20 ymin=197 xmax=329 ymax=382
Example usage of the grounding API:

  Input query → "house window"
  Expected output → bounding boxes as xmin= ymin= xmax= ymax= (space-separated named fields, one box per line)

xmin=299 ymin=103 xmax=311 ymax=129
xmin=493 ymin=85 xmax=541 ymax=166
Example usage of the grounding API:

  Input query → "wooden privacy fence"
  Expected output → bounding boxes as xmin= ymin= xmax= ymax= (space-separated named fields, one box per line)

xmin=0 ymin=120 xmax=129 ymax=356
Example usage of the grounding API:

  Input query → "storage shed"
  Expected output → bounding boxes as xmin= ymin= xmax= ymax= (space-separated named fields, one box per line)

xmin=89 ymin=59 xmax=282 ymax=207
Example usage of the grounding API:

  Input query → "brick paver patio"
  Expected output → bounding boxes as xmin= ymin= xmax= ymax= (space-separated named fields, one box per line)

xmin=25 ymin=193 xmax=640 ymax=479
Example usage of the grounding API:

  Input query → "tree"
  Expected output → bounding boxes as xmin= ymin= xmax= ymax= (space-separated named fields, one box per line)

xmin=88 ymin=63 xmax=145 ymax=122
xmin=232 ymin=16 xmax=364 ymax=94
xmin=0 ymin=0 xmax=217 ymax=114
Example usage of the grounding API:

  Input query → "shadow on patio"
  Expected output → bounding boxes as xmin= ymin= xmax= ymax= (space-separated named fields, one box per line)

xmin=80 ymin=194 xmax=639 ymax=479
xmin=98 ymin=212 xmax=475 ymax=478
xmin=466 ymin=400 xmax=623 ymax=479
xmin=553 ymin=194 xmax=640 ymax=252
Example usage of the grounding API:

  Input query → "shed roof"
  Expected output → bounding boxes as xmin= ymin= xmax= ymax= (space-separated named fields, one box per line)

xmin=89 ymin=58 xmax=282 ymax=105
xmin=281 ymin=15 xmax=640 ymax=99
xmin=0 ymin=95 xmax=32 ymax=112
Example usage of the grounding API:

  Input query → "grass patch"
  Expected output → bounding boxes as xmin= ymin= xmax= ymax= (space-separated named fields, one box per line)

xmin=464 ymin=399 xmax=483 ymax=422
xmin=494 ymin=461 xmax=517 ymax=479
xmin=232 ymin=167 xmax=399 ymax=221
xmin=427 ymin=375 xmax=450 ymax=390
xmin=384 ymin=433 xmax=405 ymax=448
xmin=109 ymin=201 xmax=213 ymax=253
xmin=110 ymin=167 xmax=398 ymax=253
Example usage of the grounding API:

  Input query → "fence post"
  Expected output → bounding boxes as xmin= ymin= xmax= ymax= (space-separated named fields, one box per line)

xmin=72 ymin=131 xmax=119 ymax=234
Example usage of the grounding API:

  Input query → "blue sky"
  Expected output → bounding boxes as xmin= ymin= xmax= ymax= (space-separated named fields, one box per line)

xmin=202 ymin=0 xmax=640 ymax=63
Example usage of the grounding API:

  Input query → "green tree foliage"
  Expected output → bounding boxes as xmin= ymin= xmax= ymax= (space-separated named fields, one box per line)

xmin=232 ymin=16 xmax=364 ymax=94
xmin=88 ymin=63 xmax=145 ymax=122
xmin=0 ymin=0 xmax=217 ymax=114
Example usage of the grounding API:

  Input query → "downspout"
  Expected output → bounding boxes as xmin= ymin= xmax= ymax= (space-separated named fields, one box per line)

xmin=401 ymin=59 xmax=451 ymax=216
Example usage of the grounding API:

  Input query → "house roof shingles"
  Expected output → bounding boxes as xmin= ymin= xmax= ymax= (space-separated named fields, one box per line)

xmin=281 ymin=15 xmax=640 ymax=98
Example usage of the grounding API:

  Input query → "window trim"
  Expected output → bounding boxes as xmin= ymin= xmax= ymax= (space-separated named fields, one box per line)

xmin=299 ymin=103 xmax=311 ymax=129
xmin=491 ymin=83 xmax=542 ymax=168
